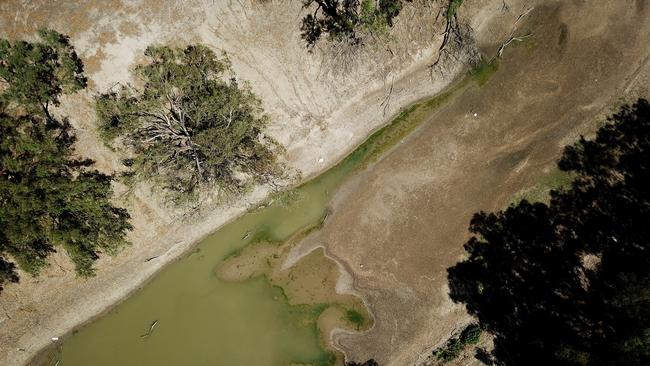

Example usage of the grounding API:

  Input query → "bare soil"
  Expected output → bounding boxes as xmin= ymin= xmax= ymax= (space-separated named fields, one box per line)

xmin=294 ymin=1 xmax=650 ymax=365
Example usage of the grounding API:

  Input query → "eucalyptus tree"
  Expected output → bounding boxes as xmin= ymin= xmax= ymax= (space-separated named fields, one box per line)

xmin=0 ymin=28 xmax=86 ymax=117
xmin=448 ymin=100 xmax=650 ymax=366
xmin=300 ymin=0 xmax=408 ymax=47
xmin=95 ymin=45 xmax=281 ymax=203
xmin=0 ymin=29 xmax=131 ymax=291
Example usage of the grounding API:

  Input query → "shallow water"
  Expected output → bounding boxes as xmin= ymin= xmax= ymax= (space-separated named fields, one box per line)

xmin=44 ymin=72 xmax=475 ymax=366
xmin=51 ymin=167 xmax=351 ymax=366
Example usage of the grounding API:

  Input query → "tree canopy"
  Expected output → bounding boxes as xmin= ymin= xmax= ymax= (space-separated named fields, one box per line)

xmin=300 ymin=0 xmax=409 ymax=47
xmin=346 ymin=359 xmax=379 ymax=366
xmin=0 ymin=30 xmax=131 ymax=292
xmin=448 ymin=100 xmax=650 ymax=365
xmin=0 ymin=28 xmax=86 ymax=115
xmin=95 ymin=45 xmax=280 ymax=204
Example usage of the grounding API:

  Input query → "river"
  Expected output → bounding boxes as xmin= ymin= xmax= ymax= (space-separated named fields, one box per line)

xmin=36 ymin=68 xmax=480 ymax=366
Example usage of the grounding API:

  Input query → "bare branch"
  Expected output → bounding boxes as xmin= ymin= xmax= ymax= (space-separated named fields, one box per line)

xmin=494 ymin=6 xmax=535 ymax=60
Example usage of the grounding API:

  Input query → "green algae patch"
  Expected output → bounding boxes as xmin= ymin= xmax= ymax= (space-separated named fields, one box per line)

xmin=344 ymin=309 xmax=366 ymax=330
xmin=469 ymin=59 xmax=499 ymax=87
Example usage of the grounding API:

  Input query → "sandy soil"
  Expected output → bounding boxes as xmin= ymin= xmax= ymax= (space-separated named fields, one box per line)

xmin=289 ymin=1 xmax=650 ymax=365
xmin=0 ymin=1 xmax=508 ymax=365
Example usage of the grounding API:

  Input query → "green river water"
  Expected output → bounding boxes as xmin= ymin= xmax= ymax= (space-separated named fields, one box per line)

xmin=40 ymin=69 xmax=485 ymax=366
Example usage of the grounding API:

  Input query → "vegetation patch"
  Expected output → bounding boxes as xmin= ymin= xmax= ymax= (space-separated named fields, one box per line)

xmin=511 ymin=168 xmax=574 ymax=204
xmin=0 ymin=29 xmax=131 ymax=290
xmin=446 ymin=0 xmax=464 ymax=19
xmin=300 ymin=0 xmax=408 ymax=47
xmin=344 ymin=309 xmax=365 ymax=329
xmin=95 ymin=45 xmax=282 ymax=205
xmin=469 ymin=59 xmax=499 ymax=87
xmin=432 ymin=323 xmax=482 ymax=363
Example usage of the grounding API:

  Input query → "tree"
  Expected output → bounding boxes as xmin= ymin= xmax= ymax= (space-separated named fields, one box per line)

xmin=0 ymin=28 xmax=86 ymax=116
xmin=300 ymin=0 xmax=408 ymax=47
xmin=448 ymin=100 xmax=650 ymax=365
xmin=0 ymin=30 xmax=131 ymax=292
xmin=346 ymin=359 xmax=379 ymax=366
xmin=95 ymin=45 xmax=280 ymax=203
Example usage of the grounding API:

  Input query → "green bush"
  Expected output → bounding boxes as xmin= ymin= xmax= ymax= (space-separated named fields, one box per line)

xmin=432 ymin=323 xmax=483 ymax=363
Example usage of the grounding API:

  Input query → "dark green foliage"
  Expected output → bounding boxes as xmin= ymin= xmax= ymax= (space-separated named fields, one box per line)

xmin=95 ymin=45 xmax=280 ymax=203
xmin=448 ymin=100 xmax=650 ymax=365
xmin=432 ymin=323 xmax=483 ymax=363
xmin=0 ymin=28 xmax=86 ymax=114
xmin=0 ymin=30 xmax=131 ymax=292
xmin=0 ymin=115 xmax=131 ymax=278
xmin=300 ymin=0 xmax=409 ymax=47
xmin=346 ymin=359 xmax=378 ymax=366
xmin=460 ymin=323 xmax=482 ymax=345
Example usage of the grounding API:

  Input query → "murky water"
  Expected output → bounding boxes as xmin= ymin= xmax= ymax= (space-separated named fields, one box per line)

xmin=41 ymin=72 xmax=476 ymax=366
xmin=49 ymin=165 xmax=353 ymax=366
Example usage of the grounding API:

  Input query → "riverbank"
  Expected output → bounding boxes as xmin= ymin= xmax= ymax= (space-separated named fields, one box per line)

xmin=31 ymin=56 xmax=487 ymax=365
xmin=299 ymin=2 xmax=650 ymax=364
xmin=0 ymin=1 xmax=495 ymax=364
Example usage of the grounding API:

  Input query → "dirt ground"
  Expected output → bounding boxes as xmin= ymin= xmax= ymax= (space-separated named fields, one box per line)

xmin=292 ymin=1 xmax=650 ymax=365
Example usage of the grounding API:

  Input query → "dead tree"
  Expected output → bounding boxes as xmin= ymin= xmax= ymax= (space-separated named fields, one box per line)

xmin=494 ymin=6 xmax=534 ymax=60
xmin=430 ymin=0 xmax=467 ymax=75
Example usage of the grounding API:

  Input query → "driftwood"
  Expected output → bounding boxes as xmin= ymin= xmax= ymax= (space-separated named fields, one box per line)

xmin=495 ymin=6 xmax=535 ymax=60
xmin=430 ymin=1 xmax=466 ymax=73
xmin=140 ymin=320 xmax=159 ymax=339
xmin=144 ymin=255 xmax=160 ymax=262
